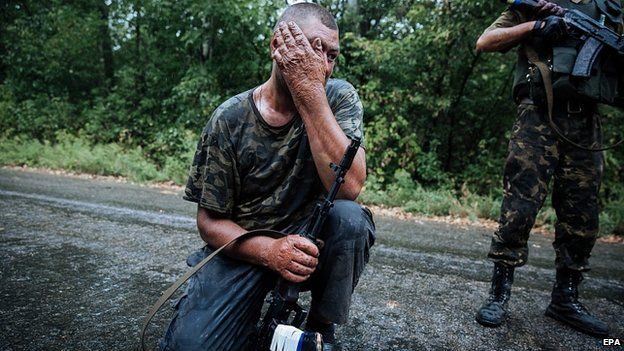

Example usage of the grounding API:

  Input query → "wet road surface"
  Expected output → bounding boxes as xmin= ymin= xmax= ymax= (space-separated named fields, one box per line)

xmin=0 ymin=168 xmax=622 ymax=350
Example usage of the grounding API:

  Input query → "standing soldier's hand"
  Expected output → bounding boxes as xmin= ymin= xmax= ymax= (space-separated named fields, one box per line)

xmin=271 ymin=21 xmax=327 ymax=100
xmin=533 ymin=15 xmax=568 ymax=42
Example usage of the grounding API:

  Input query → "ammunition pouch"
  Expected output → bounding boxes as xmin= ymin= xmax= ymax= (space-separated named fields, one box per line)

xmin=552 ymin=46 xmax=622 ymax=107
xmin=525 ymin=45 xmax=623 ymax=108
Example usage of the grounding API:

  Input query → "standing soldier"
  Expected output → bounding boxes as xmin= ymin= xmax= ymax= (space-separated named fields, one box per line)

xmin=474 ymin=0 xmax=622 ymax=338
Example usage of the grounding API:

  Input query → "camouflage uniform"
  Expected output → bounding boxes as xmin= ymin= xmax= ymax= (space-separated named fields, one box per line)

xmin=484 ymin=2 xmax=607 ymax=271
xmin=490 ymin=102 xmax=603 ymax=270
xmin=161 ymin=79 xmax=376 ymax=351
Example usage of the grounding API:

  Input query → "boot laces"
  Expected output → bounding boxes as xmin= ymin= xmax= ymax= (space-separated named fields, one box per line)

xmin=570 ymin=301 xmax=589 ymax=315
xmin=559 ymin=275 xmax=590 ymax=315
xmin=489 ymin=265 xmax=512 ymax=303
xmin=566 ymin=284 xmax=588 ymax=314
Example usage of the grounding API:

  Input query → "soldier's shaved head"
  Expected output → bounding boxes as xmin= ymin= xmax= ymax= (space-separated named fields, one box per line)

xmin=275 ymin=2 xmax=338 ymax=31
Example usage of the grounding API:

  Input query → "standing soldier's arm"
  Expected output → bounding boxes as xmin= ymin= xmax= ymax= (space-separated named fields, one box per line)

xmin=477 ymin=21 xmax=536 ymax=52
xmin=476 ymin=0 xmax=565 ymax=52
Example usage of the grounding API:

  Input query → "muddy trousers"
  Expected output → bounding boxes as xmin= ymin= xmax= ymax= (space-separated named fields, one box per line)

xmin=488 ymin=103 xmax=604 ymax=271
xmin=160 ymin=200 xmax=375 ymax=351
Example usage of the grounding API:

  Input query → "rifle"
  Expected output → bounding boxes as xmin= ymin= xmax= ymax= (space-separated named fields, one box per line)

xmin=253 ymin=137 xmax=361 ymax=351
xmin=504 ymin=0 xmax=624 ymax=77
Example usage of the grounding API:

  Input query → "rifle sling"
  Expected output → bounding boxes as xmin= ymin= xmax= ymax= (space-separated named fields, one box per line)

xmin=139 ymin=229 xmax=286 ymax=351
xmin=525 ymin=45 xmax=622 ymax=151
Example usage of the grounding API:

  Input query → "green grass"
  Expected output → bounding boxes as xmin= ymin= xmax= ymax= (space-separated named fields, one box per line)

xmin=360 ymin=169 xmax=500 ymax=218
xmin=1 ymin=136 xmax=621 ymax=236
xmin=0 ymin=135 xmax=190 ymax=184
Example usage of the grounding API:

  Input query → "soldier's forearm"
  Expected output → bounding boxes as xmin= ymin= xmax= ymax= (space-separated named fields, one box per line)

xmin=476 ymin=21 xmax=536 ymax=52
xmin=196 ymin=206 xmax=274 ymax=267
xmin=293 ymin=86 xmax=366 ymax=200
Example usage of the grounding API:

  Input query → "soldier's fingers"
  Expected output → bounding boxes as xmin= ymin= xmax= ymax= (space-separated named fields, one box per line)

xmin=273 ymin=28 xmax=286 ymax=50
xmin=281 ymin=269 xmax=307 ymax=283
xmin=287 ymin=260 xmax=315 ymax=276
xmin=535 ymin=0 xmax=546 ymax=10
xmin=279 ymin=21 xmax=296 ymax=48
xmin=540 ymin=3 xmax=556 ymax=16
xmin=288 ymin=21 xmax=310 ymax=48
xmin=292 ymin=251 xmax=318 ymax=269
xmin=293 ymin=239 xmax=320 ymax=258
xmin=271 ymin=49 xmax=283 ymax=65
xmin=535 ymin=1 xmax=549 ymax=16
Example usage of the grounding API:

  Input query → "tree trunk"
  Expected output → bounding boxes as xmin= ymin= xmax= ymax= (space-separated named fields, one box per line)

xmin=134 ymin=1 xmax=146 ymax=105
xmin=99 ymin=0 xmax=114 ymax=89
xmin=444 ymin=50 xmax=481 ymax=171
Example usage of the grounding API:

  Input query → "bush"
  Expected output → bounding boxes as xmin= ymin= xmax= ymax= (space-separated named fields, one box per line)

xmin=361 ymin=169 xmax=501 ymax=219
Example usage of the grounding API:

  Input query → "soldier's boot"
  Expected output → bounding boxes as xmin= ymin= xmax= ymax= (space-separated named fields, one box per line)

xmin=476 ymin=262 xmax=514 ymax=327
xmin=545 ymin=269 xmax=609 ymax=338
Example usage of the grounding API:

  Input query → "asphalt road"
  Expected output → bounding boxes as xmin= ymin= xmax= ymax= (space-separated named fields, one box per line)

xmin=0 ymin=168 xmax=622 ymax=351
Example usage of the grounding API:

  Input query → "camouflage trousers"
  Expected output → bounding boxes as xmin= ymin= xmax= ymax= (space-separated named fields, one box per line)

xmin=488 ymin=102 xmax=604 ymax=271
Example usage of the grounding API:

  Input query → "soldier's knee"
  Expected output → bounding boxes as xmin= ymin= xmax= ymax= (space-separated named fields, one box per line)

xmin=324 ymin=200 xmax=374 ymax=243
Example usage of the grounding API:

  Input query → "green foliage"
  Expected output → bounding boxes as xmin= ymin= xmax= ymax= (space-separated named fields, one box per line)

xmin=361 ymin=169 xmax=501 ymax=220
xmin=600 ymin=172 xmax=624 ymax=236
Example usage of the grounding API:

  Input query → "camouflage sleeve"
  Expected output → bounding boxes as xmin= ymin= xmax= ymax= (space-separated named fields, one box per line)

xmin=328 ymin=80 xmax=365 ymax=144
xmin=483 ymin=8 xmax=525 ymax=34
xmin=183 ymin=113 xmax=238 ymax=215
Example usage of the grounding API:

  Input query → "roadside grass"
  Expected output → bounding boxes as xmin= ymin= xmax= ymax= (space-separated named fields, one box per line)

xmin=1 ymin=136 xmax=621 ymax=236
xmin=0 ymin=135 xmax=191 ymax=184
xmin=359 ymin=169 xmax=622 ymax=237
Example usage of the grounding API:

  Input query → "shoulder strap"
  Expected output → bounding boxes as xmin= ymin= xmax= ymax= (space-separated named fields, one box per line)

xmin=525 ymin=45 xmax=622 ymax=151
xmin=139 ymin=229 xmax=286 ymax=351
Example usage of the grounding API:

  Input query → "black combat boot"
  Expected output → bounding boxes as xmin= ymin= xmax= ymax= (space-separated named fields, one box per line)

xmin=545 ymin=269 xmax=609 ymax=338
xmin=476 ymin=262 xmax=514 ymax=327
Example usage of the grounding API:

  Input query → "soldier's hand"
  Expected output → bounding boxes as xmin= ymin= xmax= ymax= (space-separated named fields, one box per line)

xmin=533 ymin=15 xmax=568 ymax=42
xmin=266 ymin=235 xmax=320 ymax=283
xmin=271 ymin=21 xmax=327 ymax=100
xmin=533 ymin=0 xmax=566 ymax=18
